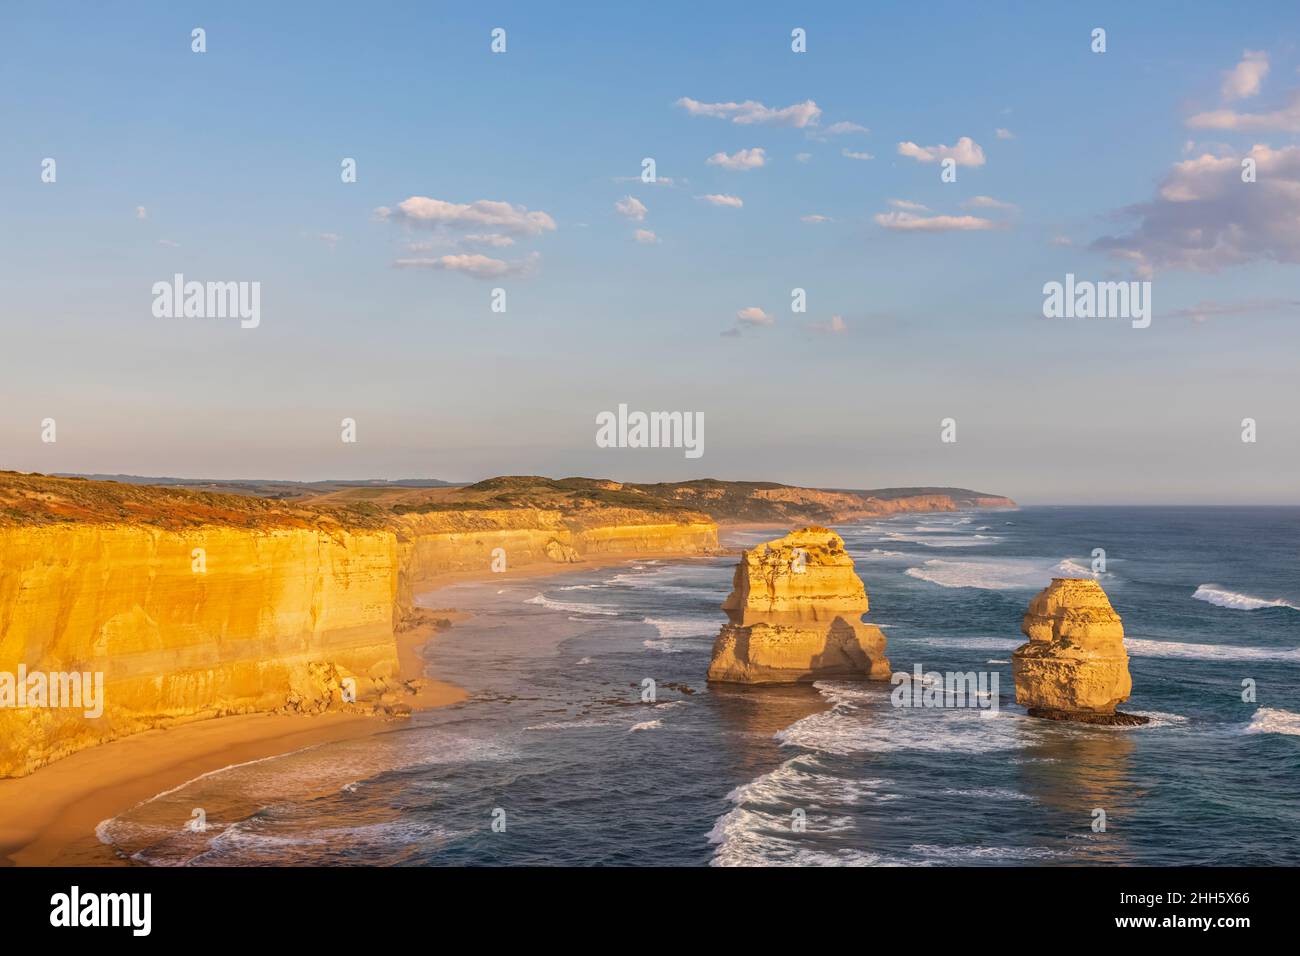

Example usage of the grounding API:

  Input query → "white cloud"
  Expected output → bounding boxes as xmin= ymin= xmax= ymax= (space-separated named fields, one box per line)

xmin=394 ymin=251 xmax=540 ymax=279
xmin=319 ymin=232 xmax=341 ymax=246
xmin=963 ymin=195 xmax=1017 ymax=211
xmin=462 ymin=233 xmax=515 ymax=248
xmin=135 ymin=206 xmax=147 ymax=220
xmin=676 ymin=97 xmax=822 ymax=128
xmin=706 ymin=147 xmax=766 ymax=170
xmin=615 ymin=195 xmax=648 ymax=221
xmin=873 ymin=211 xmax=996 ymax=232
xmin=634 ymin=228 xmax=659 ymax=244
xmin=1093 ymin=143 xmax=1300 ymax=273
xmin=1050 ymin=236 xmax=1073 ymax=247
xmin=1222 ymin=50 xmax=1269 ymax=101
xmin=375 ymin=197 xmax=557 ymax=236
xmin=995 ymin=127 xmax=1015 ymax=140
xmin=735 ymin=306 xmax=773 ymax=326
xmin=808 ymin=120 xmax=869 ymax=141
xmin=841 ymin=148 xmax=874 ymax=160
xmin=795 ymin=152 xmax=813 ymax=163
xmin=897 ymin=136 xmax=986 ymax=166
xmin=158 ymin=239 xmax=180 ymax=248
xmin=801 ymin=214 xmax=833 ymax=223
xmin=1187 ymin=90 xmax=1300 ymax=131
xmin=888 ymin=198 xmax=930 ymax=211
xmin=696 ymin=193 xmax=743 ymax=208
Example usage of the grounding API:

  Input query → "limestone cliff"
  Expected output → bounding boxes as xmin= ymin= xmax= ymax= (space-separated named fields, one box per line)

xmin=707 ymin=527 xmax=890 ymax=684
xmin=0 ymin=472 xmax=719 ymax=777
xmin=1012 ymin=578 xmax=1146 ymax=725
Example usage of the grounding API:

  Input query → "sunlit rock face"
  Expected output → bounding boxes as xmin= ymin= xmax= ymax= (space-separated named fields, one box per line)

xmin=1013 ymin=578 xmax=1145 ymax=724
xmin=707 ymin=527 xmax=890 ymax=684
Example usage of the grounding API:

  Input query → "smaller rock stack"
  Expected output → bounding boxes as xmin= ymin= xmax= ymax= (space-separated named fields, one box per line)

xmin=1012 ymin=578 xmax=1148 ymax=725
xmin=706 ymin=527 xmax=890 ymax=684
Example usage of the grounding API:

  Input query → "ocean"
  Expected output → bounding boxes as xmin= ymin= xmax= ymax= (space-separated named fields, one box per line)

xmin=95 ymin=507 xmax=1300 ymax=866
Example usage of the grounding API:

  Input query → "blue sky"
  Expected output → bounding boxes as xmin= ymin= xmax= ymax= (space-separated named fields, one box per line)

xmin=2 ymin=1 xmax=1298 ymax=503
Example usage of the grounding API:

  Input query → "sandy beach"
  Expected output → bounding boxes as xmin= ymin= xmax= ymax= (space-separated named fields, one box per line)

xmin=0 ymin=549 xmax=720 ymax=866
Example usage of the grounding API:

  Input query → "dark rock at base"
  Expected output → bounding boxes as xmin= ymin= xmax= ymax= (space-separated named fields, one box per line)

xmin=1028 ymin=707 xmax=1150 ymax=726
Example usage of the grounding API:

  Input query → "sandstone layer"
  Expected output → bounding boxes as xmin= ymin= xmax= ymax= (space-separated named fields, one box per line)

xmin=0 ymin=472 xmax=719 ymax=777
xmin=1012 ymin=577 xmax=1146 ymax=724
xmin=707 ymin=527 xmax=890 ymax=684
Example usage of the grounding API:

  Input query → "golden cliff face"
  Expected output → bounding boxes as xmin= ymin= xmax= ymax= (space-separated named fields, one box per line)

xmin=707 ymin=527 xmax=889 ymax=684
xmin=0 ymin=523 xmax=403 ymax=777
xmin=1012 ymin=578 xmax=1143 ymax=723
xmin=0 ymin=473 xmax=720 ymax=777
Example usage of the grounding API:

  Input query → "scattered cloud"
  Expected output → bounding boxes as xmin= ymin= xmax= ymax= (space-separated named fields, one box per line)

xmin=841 ymin=148 xmax=874 ymax=161
xmin=1187 ymin=90 xmax=1300 ymax=131
xmin=696 ymin=193 xmax=743 ymax=208
xmin=722 ymin=305 xmax=774 ymax=337
xmin=897 ymin=136 xmax=986 ymax=166
xmin=1222 ymin=50 xmax=1269 ymax=101
xmin=615 ymin=195 xmax=648 ymax=221
xmin=995 ymin=127 xmax=1015 ymax=140
xmin=801 ymin=214 xmax=833 ymax=223
xmin=808 ymin=120 xmax=869 ymax=141
xmin=706 ymin=147 xmax=767 ymax=170
xmin=676 ymin=96 xmax=821 ymax=128
xmin=135 ymin=206 xmax=147 ymax=220
xmin=634 ymin=228 xmax=660 ymax=244
xmin=374 ymin=197 xmax=556 ymax=236
xmin=795 ymin=152 xmax=813 ymax=163
xmin=158 ymin=239 xmax=180 ymax=248
xmin=1050 ymin=235 xmax=1074 ymax=247
xmin=1092 ymin=143 xmax=1300 ymax=273
xmin=888 ymin=198 xmax=930 ymax=211
xmin=462 ymin=233 xmax=515 ymax=248
xmin=394 ymin=251 xmax=540 ymax=279
xmin=319 ymin=232 xmax=341 ymax=247
xmin=963 ymin=195 xmax=1017 ymax=211
xmin=874 ymin=211 xmax=996 ymax=232
xmin=1165 ymin=298 xmax=1300 ymax=323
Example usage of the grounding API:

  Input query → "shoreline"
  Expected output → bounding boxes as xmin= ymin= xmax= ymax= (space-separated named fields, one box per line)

xmin=0 ymin=547 xmax=724 ymax=867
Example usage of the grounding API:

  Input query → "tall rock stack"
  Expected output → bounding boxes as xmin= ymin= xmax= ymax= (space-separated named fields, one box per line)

xmin=1012 ymin=578 xmax=1148 ymax=725
xmin=706 ymin=527 xmax=890 ymax=684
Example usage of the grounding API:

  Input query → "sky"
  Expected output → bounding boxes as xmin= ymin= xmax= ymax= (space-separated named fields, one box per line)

xmin=2 ymin=1 xmax=1298 ymax=504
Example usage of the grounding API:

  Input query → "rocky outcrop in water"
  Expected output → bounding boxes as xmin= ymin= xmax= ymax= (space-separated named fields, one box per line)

xmin=1012 ymin=578 xmax=1147 ymax=725
xmin=706 ymin=527 xmax=890 ymax=684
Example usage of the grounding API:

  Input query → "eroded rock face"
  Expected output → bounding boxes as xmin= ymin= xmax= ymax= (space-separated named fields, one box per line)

xmin=707 ymin=527 xmax=890 ymax=684
xmin=1013 ymin=578 xmax=1143 ymax=722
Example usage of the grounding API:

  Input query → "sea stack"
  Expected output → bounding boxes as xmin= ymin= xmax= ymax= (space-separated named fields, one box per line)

xmin=1012 ymin=578 xmax=1148 ymax=725
xmin=706 ymin=527 xmax=890 ymax=684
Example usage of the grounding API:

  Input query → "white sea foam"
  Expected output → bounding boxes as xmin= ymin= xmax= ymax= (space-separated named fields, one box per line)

xmin=909 ymin=843 xmax=1070 ymax=862
xmin=642 ymin=639 xmax=687 ymax=654
xmin=884 ymin=532 xmax=997 ymax=548
xmin=1124 ymin=637 xmax=1300 ymax=662
xmin=774 ymin=681 xmax=1034 ymax=756
xmin=707 ymin=806 xmax=896 ymax=867
xmin=642 ymin=616 xmax=717 ymax=638
xmin=525 ymin=592 xmax=618 ymax=615
xmin=629 ymin=719 xmax=663 ymax=732
xmin=905 ymin=557 xmax=1098 ymax=591
xmin=1192 ymin=585 xmax=1299 ymax=612
xmin=940 ymin=788 xmax=1033 ymax=801
xmin=1243 ymin=707 xmax=1300 ymax=736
